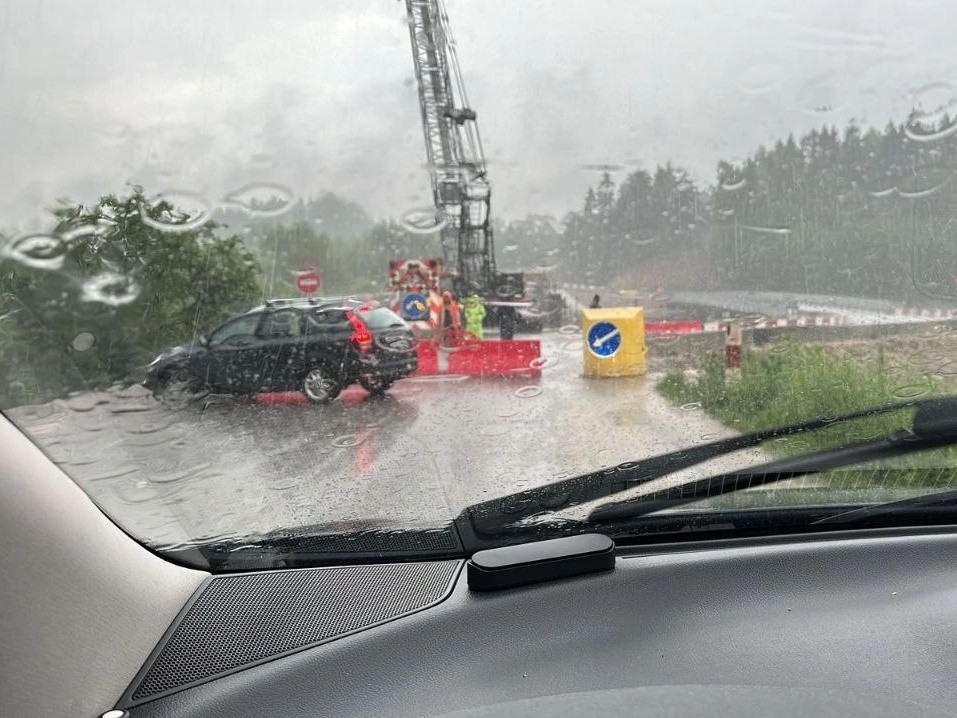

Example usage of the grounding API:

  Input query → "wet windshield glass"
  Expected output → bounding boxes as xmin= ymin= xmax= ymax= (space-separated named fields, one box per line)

xmin=3 ymin=0 xmax=957 ymax=562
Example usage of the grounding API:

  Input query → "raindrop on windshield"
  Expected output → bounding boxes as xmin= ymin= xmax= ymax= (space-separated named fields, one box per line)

xmin=4 ymin=234 xmax=69 ymax=270
xmin=149 ymin=465 xmax=205 ymax=484
xmin=332 ymin=434 xmax=365 ymax=448
xmin=98 ymin=121 xmax=133 ymax=145
xmin=400 ymin=207 xmax=449 ymax=234
xmin=897 ymin=164 xmax=955 ymax=198
xmin=117 ymin=481 xmax=160 ymax=504
xmin=795 ymin=72 xmax=849 ymax=115
xmin=735 ymin=62 xmax=785 ymax=96
xmin=139 ymin=190 xmax=212 ymax=233
xmin=71 ymin=332 xmax=95 ymax=352
xmin=124 ymin=417 xmax=176 ymax=435
xmin=581 ymin=163 xmax=626 ymax=173
xmin=81 ymin=273 xmax=140 ymax=306
xmin=935 ymin=359 xmax=957 ymax=377
xmin=903 ymin=82 xmax=957 ymax=143
xmin=223 ymin=182 xmax=297 ymax=217
xmin=270 ymin=479 xmax=299 ymax=491
xmin=891 ymin=383 xmax=931 ymax=399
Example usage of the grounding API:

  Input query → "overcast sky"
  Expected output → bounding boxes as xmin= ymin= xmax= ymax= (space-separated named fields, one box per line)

xmin=2 ymin=0 xmax=956 ymax=230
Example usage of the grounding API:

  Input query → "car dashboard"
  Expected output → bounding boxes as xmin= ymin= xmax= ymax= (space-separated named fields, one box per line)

xmin=123 ymin=528 xmax=957 ymax=718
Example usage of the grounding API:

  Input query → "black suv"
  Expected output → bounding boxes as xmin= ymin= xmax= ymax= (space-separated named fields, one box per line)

xmin=144 ymin=299 xmax=418 ymax=403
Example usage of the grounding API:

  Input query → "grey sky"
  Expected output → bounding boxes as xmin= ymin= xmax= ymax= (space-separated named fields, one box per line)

xmin=2 ymin=0 xmax=956 ymax=231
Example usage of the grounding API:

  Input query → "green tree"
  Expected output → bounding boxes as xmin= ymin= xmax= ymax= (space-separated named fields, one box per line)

xmin=0 ymin=189 xmax=262 ymax=405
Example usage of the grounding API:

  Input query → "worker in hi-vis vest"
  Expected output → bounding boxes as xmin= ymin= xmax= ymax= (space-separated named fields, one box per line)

xmin=463 ymin=294 xmax=486 ymax=340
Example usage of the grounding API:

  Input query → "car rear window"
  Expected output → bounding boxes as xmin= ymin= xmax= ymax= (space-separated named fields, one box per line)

xmin=359 ymin=307 xmax=407 ymax=330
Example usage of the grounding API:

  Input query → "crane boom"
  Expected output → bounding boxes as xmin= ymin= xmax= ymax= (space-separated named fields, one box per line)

xmin=405 ymin=0 xmax=522 ymax=301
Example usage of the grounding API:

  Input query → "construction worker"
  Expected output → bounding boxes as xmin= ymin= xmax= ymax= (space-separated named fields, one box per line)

xmin=441 ymin=290 xmax=463 ymax=346
xmin=463 ymin=294 xmax=486 ymax=340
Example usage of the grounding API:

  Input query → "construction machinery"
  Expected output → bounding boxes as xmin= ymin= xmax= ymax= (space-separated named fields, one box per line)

xmin=397 ymin=0 xmax=532 ymax=345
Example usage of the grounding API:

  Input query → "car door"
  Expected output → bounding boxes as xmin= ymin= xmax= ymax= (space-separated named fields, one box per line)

xmin=204 ymin=312 xmax=266 ymax=392
xmin=303 ymin=307 xmax=354 ymax=376
xmin=254 ymin=309 xmax=305 ymax=391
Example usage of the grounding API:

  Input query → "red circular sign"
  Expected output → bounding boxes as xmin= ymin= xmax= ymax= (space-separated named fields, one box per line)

xmin=296 ymin=269 xmax=321 ymax=295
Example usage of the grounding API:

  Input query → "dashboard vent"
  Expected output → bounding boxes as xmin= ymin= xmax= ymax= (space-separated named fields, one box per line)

xmin=126 ymin=560 xmax=459 ymax=704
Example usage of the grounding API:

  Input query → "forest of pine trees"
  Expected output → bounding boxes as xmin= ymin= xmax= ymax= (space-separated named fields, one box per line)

xmin=501 ymin=114 xmax=957 ymax=302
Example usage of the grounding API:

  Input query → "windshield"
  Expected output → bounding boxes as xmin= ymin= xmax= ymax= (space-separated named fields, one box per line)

xmin=4 ymin=0 xmax=957 ymax=567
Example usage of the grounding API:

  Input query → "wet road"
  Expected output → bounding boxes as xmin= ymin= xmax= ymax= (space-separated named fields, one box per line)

xmin=7 ymin=332 xmax=766 ymax=549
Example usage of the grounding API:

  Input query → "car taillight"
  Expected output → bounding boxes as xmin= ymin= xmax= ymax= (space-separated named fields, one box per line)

xmin=346 ymin=310 xmax=373 ymax=353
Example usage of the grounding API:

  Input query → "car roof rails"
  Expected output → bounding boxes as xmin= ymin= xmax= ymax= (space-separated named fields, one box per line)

xmin=263 ymin=297 xmax=309 ymax=308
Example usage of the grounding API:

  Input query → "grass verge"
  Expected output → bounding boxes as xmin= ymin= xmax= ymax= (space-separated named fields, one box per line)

xmin=657 ymin=344 xmax=956 ymax=489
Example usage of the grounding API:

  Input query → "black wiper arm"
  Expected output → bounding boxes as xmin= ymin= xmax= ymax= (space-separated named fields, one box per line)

xmin=456 ymin=396 xmax=944 ymax=538
xmin=588 ymin=395 xmax=957 ymax=523
xmin=812 ymin=488 xmax=957 ymax=527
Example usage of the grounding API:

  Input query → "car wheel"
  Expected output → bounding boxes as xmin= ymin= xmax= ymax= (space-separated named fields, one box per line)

xmin=302 ymin=366 xmax=341 ymax=403
xmin=358 ymin=375 xmax=394 ymax=395
xmin=155 ymin=368 xmax=208 ymax=408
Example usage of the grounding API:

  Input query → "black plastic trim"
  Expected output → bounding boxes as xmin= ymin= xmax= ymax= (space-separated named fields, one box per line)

xmin=467 ymin=533 xmax=615 ymax=591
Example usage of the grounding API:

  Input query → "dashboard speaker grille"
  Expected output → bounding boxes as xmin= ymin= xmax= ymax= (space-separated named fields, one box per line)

xmin=129 ymin=560 xmax=459 ymax=703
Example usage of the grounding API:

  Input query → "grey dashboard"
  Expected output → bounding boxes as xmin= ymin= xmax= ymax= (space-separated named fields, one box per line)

xmin=127 ymin=529 xmax=957 ymax=717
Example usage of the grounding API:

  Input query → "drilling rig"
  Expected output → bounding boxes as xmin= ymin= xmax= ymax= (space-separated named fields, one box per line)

xmin=394 ymin=0 xmax=530 ymax=340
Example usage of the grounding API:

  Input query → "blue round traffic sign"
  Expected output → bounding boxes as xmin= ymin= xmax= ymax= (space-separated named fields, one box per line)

xmin=587 ymin=321 xmax=622 ymax=358
xmin=402 ymin=292 xmax=429 ymax=320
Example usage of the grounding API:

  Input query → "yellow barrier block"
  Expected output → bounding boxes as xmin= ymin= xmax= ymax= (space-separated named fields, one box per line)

xmin=582 ymin=307 xmax=647 ymax=377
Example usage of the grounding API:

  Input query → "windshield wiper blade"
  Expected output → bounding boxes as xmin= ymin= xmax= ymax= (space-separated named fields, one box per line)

xmin=588 ymin=395 xmax=957 ymax=523
xmin=813 ymin=489 xmax=957 ymax=527
xmin=455 ymin=396 xmax=954 ymax=540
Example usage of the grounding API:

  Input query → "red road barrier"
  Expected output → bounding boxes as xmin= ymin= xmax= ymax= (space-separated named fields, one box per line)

xmin=449 ymin=339 xmax=542 ymax=378
xmin=415 ymin=341 xmax=440 ymax=375
xmin=646 ymin=321 xmax=704 ymax=334
xmin=414 ymin=338 xmax=541 ymax=379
